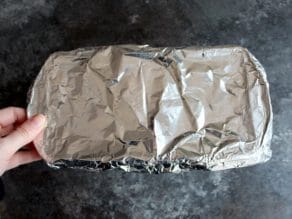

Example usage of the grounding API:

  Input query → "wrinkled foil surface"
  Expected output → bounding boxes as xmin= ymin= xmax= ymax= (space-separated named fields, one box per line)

xmin=27 ymin=45 xmax=273 ymax=173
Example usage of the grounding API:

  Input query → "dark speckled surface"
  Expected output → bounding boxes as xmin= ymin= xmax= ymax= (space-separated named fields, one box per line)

xmin=0 ymin=0 xmax=292 ymax=218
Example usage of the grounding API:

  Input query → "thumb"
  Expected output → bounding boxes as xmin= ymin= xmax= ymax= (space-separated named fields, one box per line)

xmin=2 ymin=114 xmax=47 ymax=155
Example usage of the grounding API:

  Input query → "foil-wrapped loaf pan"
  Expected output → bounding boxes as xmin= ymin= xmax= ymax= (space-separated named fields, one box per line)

xmin=27 ymin=45 xmax=273 ymax=173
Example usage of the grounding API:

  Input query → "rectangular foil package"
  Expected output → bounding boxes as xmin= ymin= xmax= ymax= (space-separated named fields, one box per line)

xmin=27 ymin=45 xmax=273 ymax=173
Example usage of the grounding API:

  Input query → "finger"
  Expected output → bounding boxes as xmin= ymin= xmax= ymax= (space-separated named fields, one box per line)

xmin=1 ymin=114 xmax=47 ymax=155
xmin=0 ymin=107 xmax=26 ymax=127
xmin=7 ymin=149 xmax=41 ymax=170
xmin=33 ymin=129 xmax=44 ymax=148
xmin=0 ymin=124 xmax=14 ymax=137
xmin=32 ymin=130 xmax=50 ymax=161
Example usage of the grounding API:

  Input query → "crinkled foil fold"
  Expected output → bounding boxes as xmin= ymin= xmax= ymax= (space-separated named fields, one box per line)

xmin=27 ymin=45 xmax=273 ymax=173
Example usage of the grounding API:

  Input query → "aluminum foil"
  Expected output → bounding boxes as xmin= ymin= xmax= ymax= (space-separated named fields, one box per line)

xmin=27 ymin=45 xmax=273 ymax=173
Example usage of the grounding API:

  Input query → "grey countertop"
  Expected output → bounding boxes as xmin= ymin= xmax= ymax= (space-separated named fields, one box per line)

xmin=0 ymin=1 xmax=291 ymax=218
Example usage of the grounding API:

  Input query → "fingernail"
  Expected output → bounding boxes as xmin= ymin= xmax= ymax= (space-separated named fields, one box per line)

xmin=31 ymin=114 xmax=47 ymax=129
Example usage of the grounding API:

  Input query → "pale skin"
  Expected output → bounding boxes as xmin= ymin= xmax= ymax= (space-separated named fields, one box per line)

xmin=0 ymin=107 xmax=46 ymax=176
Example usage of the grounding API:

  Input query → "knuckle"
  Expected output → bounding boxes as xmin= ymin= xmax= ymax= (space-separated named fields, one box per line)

xmin=7 ymin=106 xmax=21 ymax=114
xmin=6 ymin=106 xmax=15 ymax=111
xmin=16 ymin=126 xmax=31 ymax=139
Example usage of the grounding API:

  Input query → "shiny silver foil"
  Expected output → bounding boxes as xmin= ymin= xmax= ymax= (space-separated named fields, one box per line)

xmin=27 ymin=45 xmax=273 ymax=173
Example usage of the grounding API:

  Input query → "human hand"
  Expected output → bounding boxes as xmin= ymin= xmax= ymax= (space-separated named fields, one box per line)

xmin=0 ymin=107 xmax=46 ymax=176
